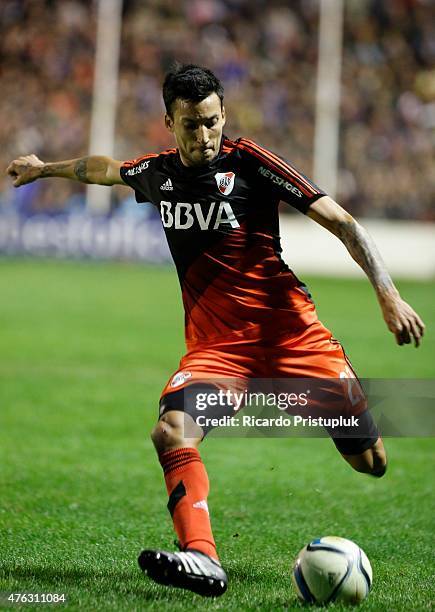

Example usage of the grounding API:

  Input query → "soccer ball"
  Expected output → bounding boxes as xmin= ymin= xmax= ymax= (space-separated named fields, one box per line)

xmin=292 ymin=536 xmax=372 ymax=605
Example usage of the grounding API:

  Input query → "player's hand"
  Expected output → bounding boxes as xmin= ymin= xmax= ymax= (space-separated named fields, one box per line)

xmin=6 ymin=154 xmax=44 ymax=187
xmin=379 ymin=295 xmax=425 ymax=347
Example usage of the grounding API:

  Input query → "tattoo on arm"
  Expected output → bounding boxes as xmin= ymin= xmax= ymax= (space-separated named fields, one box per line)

xmin=37 ymin=156 xmax=110 ymax=184
xmin=74 ymin=158 xmax=90 ymax=183
xmin=39 ymin=161 xmax=74 ymax=178
xmin=337 ymin=219 xmax=396 ymax=295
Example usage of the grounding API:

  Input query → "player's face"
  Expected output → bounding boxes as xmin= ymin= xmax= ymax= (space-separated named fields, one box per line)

xmin=165 ymin=93 xmax=226 ymax=167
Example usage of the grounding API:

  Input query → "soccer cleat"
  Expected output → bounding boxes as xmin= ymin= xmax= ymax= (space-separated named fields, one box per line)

xmin=138 ymin=548 xmax=228 ymax=597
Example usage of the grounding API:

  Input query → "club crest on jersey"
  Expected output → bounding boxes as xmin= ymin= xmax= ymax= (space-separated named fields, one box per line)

xmin=215 ymin=172 xmax=235 ymax=196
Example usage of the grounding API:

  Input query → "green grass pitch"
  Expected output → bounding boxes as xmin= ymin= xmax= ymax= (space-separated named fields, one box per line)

xmin=0 ymin=259 xmax=434 ymax=610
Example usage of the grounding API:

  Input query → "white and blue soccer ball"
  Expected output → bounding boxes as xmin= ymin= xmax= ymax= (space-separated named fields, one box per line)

xmin=292 ymin=536 xmax=372 ymax=605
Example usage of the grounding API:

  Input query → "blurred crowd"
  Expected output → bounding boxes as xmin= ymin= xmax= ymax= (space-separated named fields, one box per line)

xmin=0 ymin=0 xmax=433 ymax=219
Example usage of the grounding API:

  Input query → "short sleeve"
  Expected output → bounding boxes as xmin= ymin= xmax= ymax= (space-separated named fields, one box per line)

xmin=236 ymin=138 xmax=326 ymax=213
xmin=120 ymin=154 xmax=157 ymax=203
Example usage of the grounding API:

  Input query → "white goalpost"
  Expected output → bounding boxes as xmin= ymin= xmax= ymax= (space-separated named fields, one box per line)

xmin=313 ymin=0 xmax=344 ymax=200
xmin=87 ymin=0 xmax=123 ymax=214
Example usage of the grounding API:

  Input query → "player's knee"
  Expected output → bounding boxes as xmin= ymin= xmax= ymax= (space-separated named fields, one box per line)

xmin=369 ymin=438 xmax=387 ymax=477
xmin=369 ymin=445 xmax=387 ymax=477
xmin=344 ymin=438 xmax=387 ymax=478
xmin=359 ymin=455 xmax=387 ymax=477
xmin=151 ymin=417 xmax=183 ymax=453
xmin=150 ymin=410 xmax=201 ymax=453
xmin=371 ymin=462 xmax=387 ymax=478
xmin=347 ymin=456 xmax=387 ymax=477
xmin=151 ymin=421 xmax=180 ymax=453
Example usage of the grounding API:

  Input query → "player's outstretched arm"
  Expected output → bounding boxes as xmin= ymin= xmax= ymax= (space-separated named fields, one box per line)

xmin=307 ymin=196 xmax=425 ymax=347
xmin=6 ymin=154 xmax=126 ymax=187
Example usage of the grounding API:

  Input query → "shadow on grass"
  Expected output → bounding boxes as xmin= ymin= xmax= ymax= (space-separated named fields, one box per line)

xmin=1 ymin=563 xmax=305 ymax=608
xmin=1 ymin=564 xmax=176 ymax=603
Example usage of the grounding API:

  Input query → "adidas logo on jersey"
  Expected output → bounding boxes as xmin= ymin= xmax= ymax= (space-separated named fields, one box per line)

xmin=160 ymin=178 xmax=173 ymax=191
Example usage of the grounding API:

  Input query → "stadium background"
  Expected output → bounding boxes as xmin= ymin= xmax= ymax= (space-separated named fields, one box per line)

xmin=1 ymin=0 xmax=434 ymax=610
xmin=1 ymin=0 xmax=434 ymax=219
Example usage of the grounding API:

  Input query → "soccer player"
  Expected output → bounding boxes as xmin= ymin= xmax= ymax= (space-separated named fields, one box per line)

xmin=7 ymin=64 xmax=425 ymax=597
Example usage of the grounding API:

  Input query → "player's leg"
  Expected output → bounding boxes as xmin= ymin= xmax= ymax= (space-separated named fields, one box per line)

xmin=150 ymin=406 xmax=217 ymax=559
xmin=138 ymin=346 xmax=255 ymax=595
xmin=139 ymin=404 xmax=228 ymax=596
xmin=150 ymin=349 xmax=254 ymax=559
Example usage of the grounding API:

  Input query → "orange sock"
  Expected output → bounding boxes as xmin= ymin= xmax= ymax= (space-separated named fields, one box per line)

xmin=159 ymin=447 xmax=218 ymax=560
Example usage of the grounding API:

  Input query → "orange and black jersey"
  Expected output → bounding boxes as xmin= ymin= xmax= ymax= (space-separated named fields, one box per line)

xmin=120 ymin=137 xmax=326 ymax=348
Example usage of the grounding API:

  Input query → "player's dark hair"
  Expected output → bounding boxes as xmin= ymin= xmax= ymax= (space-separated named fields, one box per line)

xmin=163 ymin=63 xmax=224 ymax=117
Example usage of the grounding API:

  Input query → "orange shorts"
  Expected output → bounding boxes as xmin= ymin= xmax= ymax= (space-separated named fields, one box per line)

xmin=158 ymin=321 xmax=378 ymax=454
xmin=161 ymin=321 xmax=359 ymax=394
